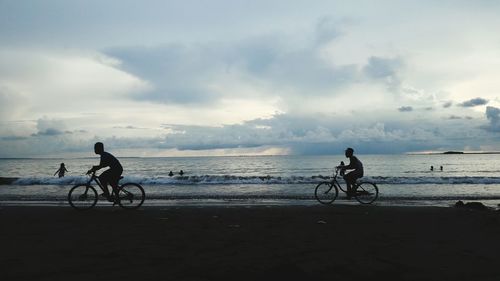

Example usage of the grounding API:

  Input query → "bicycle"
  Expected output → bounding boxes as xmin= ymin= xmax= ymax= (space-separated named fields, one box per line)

xmin=314 ymin=164 xmax=378 ymax=205
xmin=68 ymin=170 xmax=145 ymax=210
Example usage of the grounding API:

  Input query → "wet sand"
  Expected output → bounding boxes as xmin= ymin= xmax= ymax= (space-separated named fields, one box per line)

xmin=1 ymin=205 xmax=500 ymax=281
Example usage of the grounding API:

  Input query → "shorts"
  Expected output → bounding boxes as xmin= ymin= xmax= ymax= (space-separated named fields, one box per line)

xmin=343 ymin=170 xmax=363 ymax=184
xmin=99 ymin=168 xmax=123 ymax=187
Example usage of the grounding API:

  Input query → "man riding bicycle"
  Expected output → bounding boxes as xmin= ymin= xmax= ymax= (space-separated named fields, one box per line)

xmin=87 ymin=142 xmax=123 ymax=202
xmin=339 ymin=147 xmax=364 ymax=199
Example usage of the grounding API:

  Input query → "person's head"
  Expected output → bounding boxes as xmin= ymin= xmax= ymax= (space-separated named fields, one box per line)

xmin=345 ymin=147 xmax=354 ymax=158
xmin=60 ymin=163 xmax=65 ymax=167
xmin=94 ymin=142 xmax=104 ymax=155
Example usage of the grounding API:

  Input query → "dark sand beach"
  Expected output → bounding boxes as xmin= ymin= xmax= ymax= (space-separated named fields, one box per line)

xmin=1 ymin=205 xmax=500 ymax=281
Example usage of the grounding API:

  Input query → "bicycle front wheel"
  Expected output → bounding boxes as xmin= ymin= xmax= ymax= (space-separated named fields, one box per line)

xmin=354 ymin=182 xmax=379 ymax=204
xmin=117 ymin=183 xmax=145 ymax=210
xmin=68 ymin=184 xmax=98 ymax=210
xmin=314 ymin=182 xmax=338 ymax=205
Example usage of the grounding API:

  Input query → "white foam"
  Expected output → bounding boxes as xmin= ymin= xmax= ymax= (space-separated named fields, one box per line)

xmin=9 ymin=175 xmax=500 ymax=186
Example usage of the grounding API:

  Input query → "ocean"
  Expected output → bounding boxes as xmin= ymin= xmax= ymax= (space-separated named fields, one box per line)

xmin=1 ymin=154 xmax=499 ymax=207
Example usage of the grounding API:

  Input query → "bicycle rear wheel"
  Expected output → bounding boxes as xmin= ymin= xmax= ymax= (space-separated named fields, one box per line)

xmin=354 ymin=182 xmax=378 ymax=204
xmin=314 ymin=182 xmax=338 ymax=205
xmin=68 ymin=184 xmax=98 ymax=210
xmin=117 ymin=183 xmax=145 ymax=209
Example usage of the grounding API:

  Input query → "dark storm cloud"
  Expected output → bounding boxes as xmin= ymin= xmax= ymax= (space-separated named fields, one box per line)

xmin=398 ymin=106 xmax=413 ymax=112
xmin=458 ymin=97 xmax=489 ymax=107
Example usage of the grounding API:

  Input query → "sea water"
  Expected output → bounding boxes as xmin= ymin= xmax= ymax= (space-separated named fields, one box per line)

xmin=0 ymin=154 xmax=499 ymax=207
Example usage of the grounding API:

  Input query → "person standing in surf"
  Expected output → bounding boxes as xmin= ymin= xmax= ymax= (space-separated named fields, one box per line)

xmin=54 ymin=163 xmax=68 ymax=178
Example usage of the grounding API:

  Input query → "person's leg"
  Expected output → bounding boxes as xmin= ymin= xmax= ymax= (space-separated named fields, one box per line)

xmin=350 ymin=171 xmax=363 ymax=195
xmin=343 ymin=172 xmax=355 ymax=195
xmin=98 ymin=170 xmax=112 ymax=198
xmin=108 ymin=169 xmax=123 ymax=202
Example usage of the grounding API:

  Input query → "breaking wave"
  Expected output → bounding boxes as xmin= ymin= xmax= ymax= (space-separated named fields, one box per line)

xmin=3 ymin=175 xmax=500 ymax=186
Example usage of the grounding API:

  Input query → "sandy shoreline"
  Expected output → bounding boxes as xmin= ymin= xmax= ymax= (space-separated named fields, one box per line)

xmin=1 ymin=205 xmax=500 ymax=281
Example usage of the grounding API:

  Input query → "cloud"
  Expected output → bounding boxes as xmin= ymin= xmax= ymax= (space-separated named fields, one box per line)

xmin=105 ymin=36 xmax=363 ymax=106
xmin=0 ymin=110 xmax=496 ymax=157
xmin=30 ymin=118 xmax=71 ymax=137
xmin=31 ymin=128 xmax=65 ymax=137
xmin=0 ymin=49 xmax=152 ymax=120
xmin=443 ymin=101 xmax=453 ymax=108
xmin=113 ymin=125 xmax=148 ymax=130
xmin=1 ymin=136 xmax=28 ymax=141
xmin=0 ymin=85 xmax=28 ymax=120
xmin=363 ymin=56 xmax=403 ymax=79
xmin=398 ymin=106 xmax=413 ymax=112
xmin=2 ymin=5 xmax=500 ymax=156
xmin=104 ymin=18 xmax=407 ymax=108
xmin=484 ymin=106 xmax=500 ymax=132
xmin=157 ymin=113 xmax=455 ymax=154
xmin=315 ymin=16 xmax=341 ymax=45
xmin=458 ymin=97 xmax=489 ymax=107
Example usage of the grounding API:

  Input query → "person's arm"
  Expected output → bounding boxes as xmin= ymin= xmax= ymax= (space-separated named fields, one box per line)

xmin=91 ymin=164 xmax=103 ymax=172
xmin=90 ymin=154 xmax=109 ymax=172
xmin=343 ymin=157 xmax=356 ymax=170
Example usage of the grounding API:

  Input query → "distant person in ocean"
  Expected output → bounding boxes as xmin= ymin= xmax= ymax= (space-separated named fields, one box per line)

xmin=430 ymin=166 xmax=434 ymax=171
xmin=87 ymin=142 xmax=123 ymax=201
xmin=339 ymin=148 xmax=364 ymax=199
xmin=168 ymin=171 xmax=174 ymax=177
xmin=54 ymin=163 xmax=68 ymax=178
xmin=179 ymin=170 xmax=184 ymax=176
xmin=440 ymin=166 xmax=443 ymax=171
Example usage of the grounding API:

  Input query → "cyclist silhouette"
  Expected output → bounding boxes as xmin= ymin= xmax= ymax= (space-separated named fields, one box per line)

xmin=87 ymin=142 xmax=123 ymax=201
xmin=340 ymin=147 xmax=364 ymax=199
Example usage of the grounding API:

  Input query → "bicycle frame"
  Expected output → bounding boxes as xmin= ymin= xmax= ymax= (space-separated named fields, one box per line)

xmin=86 ymin=171 xmax=119 ymax=195
xmin=329 ymin=167 xmax=349 ymax=193
xmin=315 ymin=164 xmax=378 ymax=205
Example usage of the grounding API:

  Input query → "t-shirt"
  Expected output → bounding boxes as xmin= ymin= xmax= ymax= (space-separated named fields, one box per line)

xmin=346 ymin=156 xmax=363 ymax=175
xmin=99 ymin=151 xmax=123 ymax=172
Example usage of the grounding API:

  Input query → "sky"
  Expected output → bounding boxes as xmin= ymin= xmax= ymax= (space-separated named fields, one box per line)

xmin=0 ymin=0 xmax=499 ymax=157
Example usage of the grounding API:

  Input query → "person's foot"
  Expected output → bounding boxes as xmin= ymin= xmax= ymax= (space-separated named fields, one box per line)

xmin=345 ymin=191 xmax=354 ymax=199
xmin=99 ymin=193 xmax=114 ymax=201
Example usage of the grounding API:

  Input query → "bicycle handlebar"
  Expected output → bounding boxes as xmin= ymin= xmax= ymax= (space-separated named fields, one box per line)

xmin=86 ymin=169 xmax=97 ymax=178
xmin=333 ymin=162 xmax=346 ymax=178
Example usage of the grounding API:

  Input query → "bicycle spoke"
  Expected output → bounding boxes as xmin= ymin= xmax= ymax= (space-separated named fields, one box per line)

xmin=68 ymin=185 xmax=98 ymax=210
xmin=354 ymin=182 xmax=378 ymax=204
xmin=117 ymin=183 xmax=145 ymax=209
xmin=315 ymin=182 xmax=338 ymax=205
